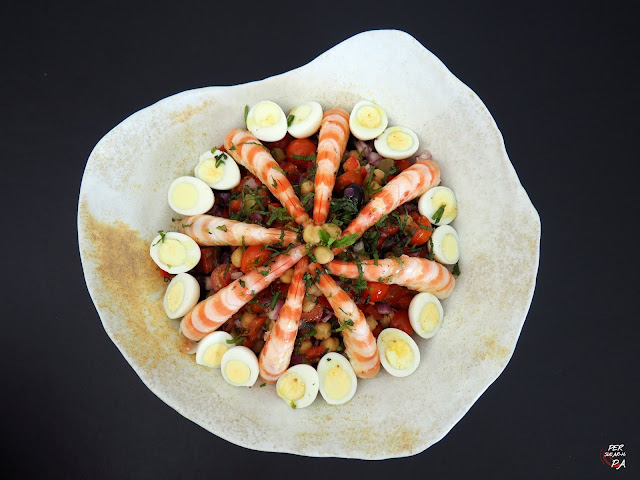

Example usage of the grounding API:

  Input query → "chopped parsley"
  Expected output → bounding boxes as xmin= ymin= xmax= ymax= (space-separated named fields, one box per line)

xmin=210 ymin=146 xmax=218 ymax=154
xmin=259 ymin=383 xmax=266 ymax=388
xmin=215 ymin=151 xmax=228 ymax=168
xmin=333 ymin=319 xmax=354 ymax=333
xmin=290 ymin=154 xmax=317 ymax=162
xmin=152 ymin=230 xmax=167 ymax=246
xmin=239 ymin=279 xmax=246 ymax=288
xmin=452 ymin=262 xmax=461 ymax=276
xmin=432 ymin=204 xmax=446 ymax=224
xmin=328 ymin=197 xmax=359 ymax=227
xmin=287 ymin=114 xmax=295 ymax=127
xmin=226 ymin=335 xmax=245 ymax=345
xmin=317 ymin=229 xmax=360 ymax=249
xmin=216 ymin=225 xmax=227 ymax=232
xmin=244 ymin=105 xmax=249 ymax=123
xmin=428 ymin=238 xmax=435 ymax=261
xmin=238 ymin=141 xmax=270 ymax=151
xmin=272 ymin=177 xmax=278 ymax=188
xmin=181 ymin=223 xmax=192 ymax=228
xmin=269 ymin=291 xmax=281 ymax=310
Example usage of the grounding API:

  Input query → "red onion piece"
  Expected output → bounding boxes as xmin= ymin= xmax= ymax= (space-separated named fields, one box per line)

xmin=377 ymin=302 xmax=392 ymax=314
xmin=355 ymin=140 xmax=371 ymax=157
xmin=204 ymin=277 xmax=212 ymax=291
xmin=353 ymin=241 xmax=364 ymax=253
xmin=321 ymin=311 xmax=333 ymax=323
xmin=249 ymin=213 xmax=263 ymax=223
xmin=230 ymin=271 xmax=243 ymax=280
xmin=367 ymin=151 xmax=382 ymax=166
xmin=268 ymin=299 xmax=285 ymax=320
xmin=245 ymin=177 xmax=259 ymax=189
xmin=415 ymin=151 xmax=432 ymax=162
xmin=291 ymin=354 xmax=305 ymax=365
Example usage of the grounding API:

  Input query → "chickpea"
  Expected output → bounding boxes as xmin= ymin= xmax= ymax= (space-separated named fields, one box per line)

xmin=280 ymin=268 xmax=294 ymax=284
xmin=231 ymin=248 xmax=243 ymax=268
xmin=379 ymin=314 xmax=391 ymax=328
xmin=348 ymin=149 xmax=361 ymax=160
xmin=298 ymin=339 xmax=312 ymax=354
xmin=302 ymin=295 xmax=317 ymax=312
xmin=314 ymin=322 xmax=332 ymax=340
xmin=303 ymin=224 xmax=321 ymax=244
xmin=241 ymin=311 xmax=257 ymax=329
xmin=378 ymin=158 xmax=394 ymax=172
xmin=244 ymin=197 xmax=256 ymax=209
xmin=301 ymin=180 xmax=314 ymax=196
xmin=251 ymin=338 xmax=265 ymax=354
xmin=320 ymin=337 xmax=339 ymax=353
xmin=307 ymin=284 xmax=322 ymax=297
xmin=314 ymin=246 xmax=334 ymax=264
xmin=369 ymin=181 xmax=382 ymax=192
xmin=321 ymin=223 xmax=342 ymax=238
xmin=267 ymin=319 xmax=276 ymax=332
xmin=366 ymin=315 xmax=378 ymax=331
xmin=271 ymin=147 xmax=286 ymax=163
xmin=373 ymin=168 xmax=385 ymax=184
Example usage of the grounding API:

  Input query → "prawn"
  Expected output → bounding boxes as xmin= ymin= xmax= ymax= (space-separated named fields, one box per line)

xmin=258 ymin=256 xmax=309 ymax=383
xmin=325 ymin=255 xmax=455 ymax=299
xmin=334 ymin=157 xmax=440 ymax=253
xmin=308 ymin=263 xmax=380 ymax=378
xmin=180 ymin=245 xmax=307 ymax=341
xmin=224 ymin=129 xmax=311 ymax=226
xmin=181 ymin=215 xmax=299 ymax=246
xmin=313 ymin=108 xmax=350 ymax=224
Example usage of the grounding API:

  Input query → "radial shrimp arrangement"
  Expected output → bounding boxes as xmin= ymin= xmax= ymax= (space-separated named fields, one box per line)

xmin=149 ymin=99 xmax=461 ymax=408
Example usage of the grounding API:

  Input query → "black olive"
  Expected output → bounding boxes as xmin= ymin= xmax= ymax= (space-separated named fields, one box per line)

xmin=343 ymin=183 xmax=364 ymax=208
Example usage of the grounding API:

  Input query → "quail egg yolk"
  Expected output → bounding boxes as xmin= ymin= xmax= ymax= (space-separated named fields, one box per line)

xmin=324 ymin=364 xmax=351 ymax=400
xmin=385 ymin=339 xmax=414 ymax=370
xmin=386 ymin=130 xmax=413 ymax=151
xmin=441 ymin=234 xmax=459 ymax=262
xmin=432 ymin=190 xmax=457 ymax=219
xmin=254 ymin=102 xmax=281 ymax=127
xmin=225 ymin=360 xmax=251 ymax=384
xmin=196 ymin=159 xmax=224 ymax=184
xmin=277 ymin=372 xmax=306 ymax=401
xmin=165 ymin=281 xmax=185 ymax=314
xmin=420 ymin=303 xmax=440 ymax=334
xmin=158 ymin=239 xmax=187 ymax=267
xmin=291 ymin=104 xmax=311 ymax=124
xmin=202 ymin=344 xmax=228 ymax=367
xmin=171 ymin=182 xmax=199 ymax=210
xmin=357 ymin=105 xmax=382 ymax=129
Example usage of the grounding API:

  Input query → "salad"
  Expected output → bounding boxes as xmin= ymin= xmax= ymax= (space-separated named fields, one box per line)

xmin=149 ymin=99 xmax=460 ymax=408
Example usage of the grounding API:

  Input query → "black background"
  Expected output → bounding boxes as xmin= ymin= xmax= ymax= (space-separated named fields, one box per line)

xmin=2 ymin=1 xmax=638 ymax=479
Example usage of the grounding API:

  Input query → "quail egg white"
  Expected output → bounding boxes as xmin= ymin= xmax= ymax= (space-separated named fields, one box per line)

xmin=431 ymin=225 xmax=460 ymax=265
xmin=287 ymin=101 xmax=323 ymax=138
xmin=163 ymin=273 xmax=200 ymax=319
xmin=150 ymin=231 xmax=201 ymax=274
xmin=167 ymin=176 xmax=214 ymax=216
xmin=221 ymin=346 xmax=259 ymax=387
xmin=374 ymin=126 xmax=419 ymax=160
xmin=245 ymin=100 xmax=287 ymax=142
xmin=418 ymin=186 xmax=457 ymax=225
xmin=195 ymin=331 xmax=234 ymax=368
xmin=194 ymin=147 xmax=241 ymax=190
xmin=317 ymin=353 xmax=358 ymax=405
xmin=377 ymin=328 xmax=420 ymax=377
xmin=276 ymin=364 xmax=319 ymax=409
xmin=349 ymin=100 xmax=388 ymax=140
xmin=408 ymin=292 xmax=444 ymax=339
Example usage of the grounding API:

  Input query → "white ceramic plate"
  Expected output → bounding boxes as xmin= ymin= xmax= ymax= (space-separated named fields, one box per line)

xmin=78 ymin=30 xmax=540 ymax=459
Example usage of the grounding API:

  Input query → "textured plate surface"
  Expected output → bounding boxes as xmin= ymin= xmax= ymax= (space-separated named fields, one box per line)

xmin=78 ymin=30 xmax=540 ymax=459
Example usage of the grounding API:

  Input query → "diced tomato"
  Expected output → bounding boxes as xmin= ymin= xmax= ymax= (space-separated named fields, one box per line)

xmin=210 ymin=264 xmax=239 ymax=292
xmin=301 ymin=303 xmax=324 ymax=322
xmin=195 ymin=247 xmax=218 ymax=274
xmin=385 ymin=284 xmax=415 ymax=309
xmin=407 ymin=214 xmax=433 ymax=246
xmin=376 ymin=233 xmax=388 ymax=250
xmin=286 ymin=138 xmax=317 ymax=168
xmin=246 ymin=291 xmax=269 ymax=314
xmin=360 ymin=282 xmax=390 ymax=303
xmin=361 ymin=304 xmax=385 ymax=321
xmin=335 ymin=170 xmax=365 ymax=193
xmin=377 ymin=217 xmax=399 ymax=236
xmin=395 ymin=159 xmax=412 ymax=172
xmin=386 ymin=174 xmax=397 ymax=182
xmin=242 ymin=316 xmax=267 ymax=348
xmin=305 ymin=345 xmax=327 ymax=360
xmin=218 ymin=145 xmax=227 ymax=153
xmin=389 ymin=309 xmax=414 ymax=335
xmin=264 ymin=133 xmax=292 ymax=151
xmin=158 ymin=267 xmax=174 ymax=278
xmin=240 ymin=245 xmax=271 ymax=274
xmin=230 ymin=199 xmax=242 ymax=212
xmin=343 ymin=156 xmax=360 ymax=172
xmin=317 ymin=296 xmax=331 ymax=309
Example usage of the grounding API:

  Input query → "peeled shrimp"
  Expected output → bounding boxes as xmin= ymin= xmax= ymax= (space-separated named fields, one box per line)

xmin=325 ymin=255 xmax=455 ymax=299
xmin=308 ymin=263 xmax=380 ymax=378
xmin=335 ymin=157 xmax=440 ymax=252
xmin=258 ymin=256 xmax=309 ymax=383
xmin=224 ymin=129 xmax=311 ymax=226
xmin=181 ymin=215 xmax=299 ymax=246
xmin=313 ymin=108 xmax=350 ymax=224
xmin=180 ymin=245 xmax=307 ymax=341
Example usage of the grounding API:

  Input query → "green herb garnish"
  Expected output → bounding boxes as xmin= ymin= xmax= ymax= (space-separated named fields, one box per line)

xmin=226 ymin=335 xmax=245 ymax=345
xmin=152 ymin=230 xmax=167 ymax=246
xmin=452 ymin=263 xmax=460 ymax=276
xmin=333 ymin=319 xmax=354 ymax=333
xmin=428 ymin=238 xmax=435 ymax=261
xmin=317 ymin=230 xmax=360 ymax=250
xmin=244 ymin=105 xmax=249 ymax=123
xmin=432 ymin=204 xmax=446 ymax=224
xmin=269 ymin=291 xmax=281 ymax=310
xmin=181 ymin=224 xmax=192 ymax=228
xmin=216 ymin=225 xmax=227 ymax=232
xmin=239 ymin=279 xmax=246 ymax=288
xmin=287 ymin=114 xmax=295 ymax=127
xmin=290 ymin=154 xmax=317 ymax=162
xmin=259 ymin=383 xmax=266 ymax=387
xmin=215 ymin=151 xmax=228 ymax=168
xmin=238 ymin=141 xmax=270 ymax=151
